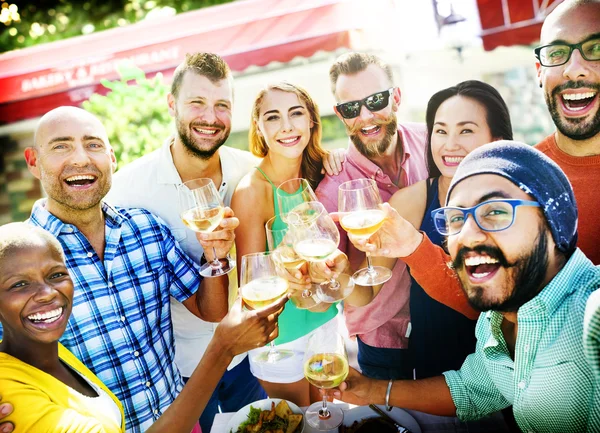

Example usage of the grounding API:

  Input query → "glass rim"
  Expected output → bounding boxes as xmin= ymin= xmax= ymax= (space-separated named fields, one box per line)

xmin=241 ymin=251 xmax=274 ymax=260
xmin=338 ymin=178 xmax=377 ymax=192
xmin=182 ymin=178 xmax=215 ymax=190
xmin=276 ymin=177 xmax=311 ymax=196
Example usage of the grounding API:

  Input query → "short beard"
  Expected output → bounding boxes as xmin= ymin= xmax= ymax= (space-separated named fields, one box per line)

xmin=348 ymin=114 xmax=397 ymax=158
xmin=176 ymin=118 xmax=228 ymax=161
xmin=453 ymin=227 xmax=549 ymax=313
xmin=545 ymin=81 xmax=600 ymax=141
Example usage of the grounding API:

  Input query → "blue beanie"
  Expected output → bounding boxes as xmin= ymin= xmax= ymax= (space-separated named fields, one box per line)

xmin=446 ymin=140 xmax=578 ymax=253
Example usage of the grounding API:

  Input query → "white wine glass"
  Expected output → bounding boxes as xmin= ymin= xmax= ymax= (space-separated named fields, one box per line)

xmin=266 ymin=216 xmax=321 ymax=310
xmin=288 ymin=201 xmax=354 ymax=303
xmin=179 ymin=178 xmax=235 ymax=278
xmin=240 ymin=252 xmax=293 ymax=363
xmin=303 ymin=329 xmax=349 ymax=430
xmin=338 ymin=178 xmax=392 ymax=286
xmin=276 ymin=178 xmax=318 ymax=223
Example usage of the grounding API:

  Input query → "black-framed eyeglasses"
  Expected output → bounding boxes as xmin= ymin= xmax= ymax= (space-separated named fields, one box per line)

xmin=534 ymin=37 xmax=600 ymax=67
xmin=336 ymin=88 xmax=394 ymax=119
xmin=431 ymin=199 xmax=541 ymax=236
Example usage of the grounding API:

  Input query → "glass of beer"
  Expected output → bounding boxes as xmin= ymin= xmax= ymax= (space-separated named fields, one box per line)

xmin=266 ymin=216 xmax=321 ymax=310
xmin=303 ymin=329 xmax=349 ymax=430
xmin=179 ymin=178 xmax=235 ymax=277
xmin=240 ymin=252 xmax=293 ymax=363
xmin=338 ymin=178 xmax=392 ymax=286
xmin=288 ymin=201 xmax=354 ymax=303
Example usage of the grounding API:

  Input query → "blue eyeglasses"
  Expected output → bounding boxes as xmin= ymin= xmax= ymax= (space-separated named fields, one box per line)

xmin=431 ymin=199 xmax=541 ymax=236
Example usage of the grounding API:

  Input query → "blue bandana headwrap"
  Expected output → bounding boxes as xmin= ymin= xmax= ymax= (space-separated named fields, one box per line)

xmin=446 ymin=141 xmax=578 ymax=253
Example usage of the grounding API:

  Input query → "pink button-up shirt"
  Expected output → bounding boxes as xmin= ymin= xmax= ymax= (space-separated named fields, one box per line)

xmin=316 ymin=122 xmax=428 ymax=349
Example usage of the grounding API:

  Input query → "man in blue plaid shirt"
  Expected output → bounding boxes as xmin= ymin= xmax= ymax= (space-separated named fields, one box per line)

xmin=0 ymin=106 xmax=240 ymax=433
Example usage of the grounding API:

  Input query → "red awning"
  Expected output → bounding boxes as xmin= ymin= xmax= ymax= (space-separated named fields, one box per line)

xmin=0 ymin=0 xmax=376 ymax=124
xmin=477 ymin=0 xmax=564 ymax=51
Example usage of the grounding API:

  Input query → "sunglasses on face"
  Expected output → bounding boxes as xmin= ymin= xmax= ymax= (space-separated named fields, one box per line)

xmin=336 ymin=88 xmax=395 ymax=119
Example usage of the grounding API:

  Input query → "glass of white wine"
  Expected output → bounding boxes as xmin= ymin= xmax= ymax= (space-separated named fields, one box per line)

xmin=276 ymin=178 xmax=318 ymax=223
xmin=266 ymin=216 xmax=321 ymax=310
xmin=179 ymin=178 xmax=235 ymax=277
xmin=288 ymin=201 xmax=354 ymax=303
xmin=240 ymin=252 xmax=293 ymax=363
xmin=303 ymin=329 xmax=349 ymax=430
xmin=338 ymin=178 xmax=392 ymax=286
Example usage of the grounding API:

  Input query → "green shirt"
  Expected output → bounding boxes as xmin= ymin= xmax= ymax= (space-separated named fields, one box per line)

xmin=255 ymin=167 xmax=338 ymax=345
xmin=584 ymin=288 xmax=600 ymax=379
xmin=444 ymin=249 xmax=600 ymax=433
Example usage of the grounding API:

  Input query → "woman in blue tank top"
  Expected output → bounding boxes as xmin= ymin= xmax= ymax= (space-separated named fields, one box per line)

xmin=387 ymin=81 xmax=514 ymax=378
xmin=231 ymin=82 xmax=340 ymax=405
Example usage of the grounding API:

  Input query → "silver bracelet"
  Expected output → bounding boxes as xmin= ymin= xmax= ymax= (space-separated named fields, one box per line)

xmin=385 ymin=379 xmax=393 ymax=411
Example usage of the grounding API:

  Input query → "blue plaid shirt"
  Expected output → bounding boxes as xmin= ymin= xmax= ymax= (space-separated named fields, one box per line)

xmin=20 ymin=199 xmax=201 ymax=433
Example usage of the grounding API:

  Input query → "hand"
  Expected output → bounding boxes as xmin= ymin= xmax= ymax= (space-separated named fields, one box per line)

xmin=331 ymin=203 xmax=423 ymax=258
xmin=0 ymin=395 xmax=14 ymax=433
xmin=323 ymin=367 xmax=380 ymax=406
xmin=214 ymin=295 xmax=288 ymax=356
xmin=321 ymin=148 xmax=347 ymax=176
xmin=308 ymin=249 xmax=349 ymax=282
xmin=196 ymin=207 xmax=239 ymax=260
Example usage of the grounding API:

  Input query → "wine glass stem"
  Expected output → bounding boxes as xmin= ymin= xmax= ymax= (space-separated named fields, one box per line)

xmin=319 ymin=392 xmax=331 ymax=419
xmin=366 ymin=253 xmax=376 ymax=274
xmin=210 ymin=247 xmax=222 ymax=269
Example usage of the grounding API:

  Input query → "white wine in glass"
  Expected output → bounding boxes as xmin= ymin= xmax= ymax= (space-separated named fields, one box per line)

xmin=241 ymin=276 xmax=289 ymax=310
xmin=179 ymin=178 xmax=235 ymax=278
xmin=289 ymin=202 xmax=354 ymax=303
xmin=338 ymin=178 xmax=392 ymax=286
xmin=240 ymin=252 xmax=293 ymax=363
xmin=266 ymin=216 xmax=321 ymax=310
xmin=181 ymin=206 xmax=225 ymax=233
xmin=339 ymin=209 xmax=386 ymax=239
xmin=303 ymin=330 xmax=348 ymax=430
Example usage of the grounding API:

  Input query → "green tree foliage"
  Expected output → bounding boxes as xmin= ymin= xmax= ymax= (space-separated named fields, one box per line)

xmin=0 ymin=0 xmax=234 ymax=53
xmin=83 ymin=64 xmax=172 ymax=169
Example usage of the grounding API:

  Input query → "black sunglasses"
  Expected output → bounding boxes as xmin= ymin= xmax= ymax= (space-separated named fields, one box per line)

xmin=336 ymin=88 xmax=394 ymax=119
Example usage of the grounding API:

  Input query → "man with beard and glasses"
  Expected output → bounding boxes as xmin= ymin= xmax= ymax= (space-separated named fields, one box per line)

xmin=534 ymin=0 xmax=600 ymax=265
xmin=315 ymin=52 xmax=428 ymax=381
xmin=0 ymin=106 xmax=243 ymax=433
xmin=106 ymin=53 xmax=264 ymax=433
xmin=327 ymin=141 xmax=600 ymax=433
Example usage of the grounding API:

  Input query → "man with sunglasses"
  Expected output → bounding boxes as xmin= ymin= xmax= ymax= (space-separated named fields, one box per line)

xmin=315 ymin=52 xmax=428 ymax=381
xmin=534 ymin=0 xmax=600 ymax=265
xmin=328 ymin=141 xmax=600 ymax=433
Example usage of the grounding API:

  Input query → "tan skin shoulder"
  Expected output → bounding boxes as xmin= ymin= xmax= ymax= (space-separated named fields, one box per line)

xmin=388 ymin=179 xmax=428 ymax=229
xmin=231 ymin=169 xmax=274 ymax=283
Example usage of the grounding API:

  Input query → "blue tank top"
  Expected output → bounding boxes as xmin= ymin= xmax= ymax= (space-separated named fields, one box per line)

xmin=255 ymin=167 xmax=337 ymax=345
xmin=408 ymin=177 xmax=477 ymax=378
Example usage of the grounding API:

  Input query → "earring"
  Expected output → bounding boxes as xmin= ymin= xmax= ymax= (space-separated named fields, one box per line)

xmin=539 ymin=83 xmax=542 ymax=88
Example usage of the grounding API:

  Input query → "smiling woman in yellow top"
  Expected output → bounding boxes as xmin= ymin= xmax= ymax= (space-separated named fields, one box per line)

xmin=0 ymin=224 xmax=125 ymax=433
xmin=0 ymin=222 xmax=288 ymax=433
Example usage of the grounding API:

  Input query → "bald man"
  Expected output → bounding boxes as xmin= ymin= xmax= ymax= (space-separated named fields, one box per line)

xmin=0 ymin=106 xmax=239 ymax=433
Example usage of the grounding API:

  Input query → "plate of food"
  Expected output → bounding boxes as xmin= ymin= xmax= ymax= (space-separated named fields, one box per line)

xmin=226 ymin=398 xmax=305 ymax=433
xmin=339 ymin=405 xmax=421 ymax=433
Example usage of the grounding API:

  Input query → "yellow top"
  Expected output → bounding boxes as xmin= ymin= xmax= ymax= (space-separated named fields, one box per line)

xmin=0 ymin=343 xmax=125 ymax=433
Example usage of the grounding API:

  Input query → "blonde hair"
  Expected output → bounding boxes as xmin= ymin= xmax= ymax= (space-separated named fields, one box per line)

xmin=249 ymin=82 xmax=326 ymax=189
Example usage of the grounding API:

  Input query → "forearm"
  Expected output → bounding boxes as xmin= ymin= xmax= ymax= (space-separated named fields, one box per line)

xmin=371 ymin=376 xmax=457 ymax=417
xmin=196 ymin=274 xmax=229 ymax=322
xmin=146 ymin=339 xmax=233 ymax=433
xmin=402 ymin=233 xmax=479 ymax=320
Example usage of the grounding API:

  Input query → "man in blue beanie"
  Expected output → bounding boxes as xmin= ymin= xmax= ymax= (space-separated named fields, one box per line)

xmin=328 ymin=141 xmax=600 ymax=433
